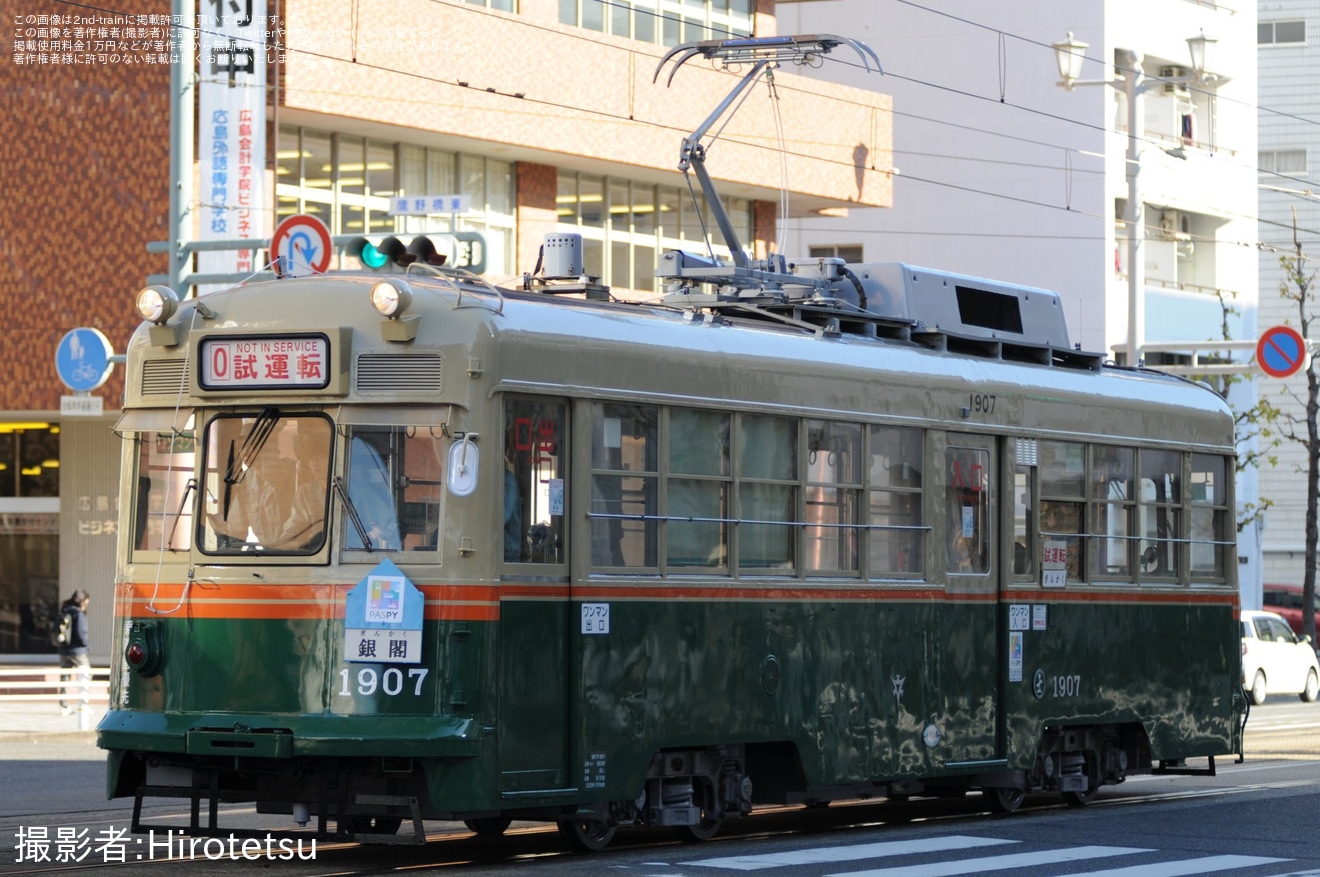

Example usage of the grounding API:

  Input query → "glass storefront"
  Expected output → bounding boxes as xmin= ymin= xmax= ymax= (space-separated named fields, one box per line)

xmin=0 ymin=422 xmax=60 ymax=655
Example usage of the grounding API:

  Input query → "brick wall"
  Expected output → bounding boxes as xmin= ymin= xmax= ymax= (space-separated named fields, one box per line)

xmin=2 ymin=0 xmax=172 ymax=412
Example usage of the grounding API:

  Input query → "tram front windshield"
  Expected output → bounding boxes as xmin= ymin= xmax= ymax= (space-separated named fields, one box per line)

xmin=199 ymin=412 xmax=333 ymax=554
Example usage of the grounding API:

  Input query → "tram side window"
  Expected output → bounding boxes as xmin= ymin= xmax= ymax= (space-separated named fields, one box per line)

xmin=1012 ymin=441 xmax=1035 ymax=579
xmin=945 ymin=446 xmax=989 ymax=574
xmin=505 ymin=398 xmax=568 ymax=564
xmin=199 ymin=414 xmax=333 ymax=554
xmin=868 ymin=425 xmax=923 ymax=577
xmin=1138 ymin=449 xmax=1181 ymax=580
xmin=132 ymin=429 xmax=196 ymax=554
xmin=1039 ymin=441 xmax=1085 ymax=582
xmin=1190 ymin=453 xmax=1228 ymax=578
xmin=668 ymin=408 xmax=730 ymax=570
xmin=805 ymin=420 xmax=862 ymax=574
xmin=343 ymin=426 xmax=444 ymax=553
xmin=738 ymin=414 xmax=797 ymax=571
xmin=1090 ymin=446 xmax=1135 ymax=579
xmin=590 ymin=402 xmax=656 ymax=568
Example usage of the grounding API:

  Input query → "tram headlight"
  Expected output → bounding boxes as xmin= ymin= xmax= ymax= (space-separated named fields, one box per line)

xmin=135 ymin=285 xmax=179 ymax=324
xmin=370 ymin=279 xmax=413 ymax=318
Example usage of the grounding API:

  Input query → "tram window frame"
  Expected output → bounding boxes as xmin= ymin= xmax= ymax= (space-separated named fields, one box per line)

xmin=944 ymin=444 xmax=990 ymax=576
xmin=504 ymin=397 xmax=569 ymax=568
xmin=1189 ymin=453 xmax=1230 ymax=581
xmin=667 ymin=407 xmax=731 ymax=572
xmin=1137 ymin=448 xmax=1182 ymax=581
xmin=867 ymin=425 xmax=925 ymax=579
xmin=129 ymin=428 xmax=197 ymax=556
xmin=804 ymin=420 xmax=862 ymax=575
xmin=1089 ymin=445 xmax=1136 ymax=580
xmin=197 ymin=412 xmax=335 ymax=557
xmin=341 ymin=425 xmax=445 ymax=556
xmin=736 ymin=414 xmax=798 ymax=574
xmin=589 ymin=402 xmax=658 ymax=570
xmin=1011 ymin=438 xmax=1036 ymax=581
xmin=1039 ymin=440 xmax=1086 ymax=584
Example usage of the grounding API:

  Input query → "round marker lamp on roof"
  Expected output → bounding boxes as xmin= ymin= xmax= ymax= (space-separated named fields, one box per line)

xmin=370 ymin=279 xmax=413 ymax=318
xmin=136 ymin=285 xmax=179 ymax=324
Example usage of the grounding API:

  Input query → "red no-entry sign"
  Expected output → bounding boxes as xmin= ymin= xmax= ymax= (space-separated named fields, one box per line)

xmin=1256 ymin=325 xmax=1309 ymax=378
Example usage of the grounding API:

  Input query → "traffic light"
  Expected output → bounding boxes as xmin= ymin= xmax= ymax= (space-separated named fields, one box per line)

xmin=345 ymin=236 xmax=448 ymax=271
xmin=344 ymin=233 xmax=486 ymax=274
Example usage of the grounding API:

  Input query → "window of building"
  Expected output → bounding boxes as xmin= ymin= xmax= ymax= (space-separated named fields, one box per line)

xmin=468 ymin=0 xmax=515 ymax=10
xmin=808 ymin=245 xmax=864 ymax=263
xmin=0 ymin=423 xmax=60 ymax=498
xmin=277 ymin=126 xmax=517 ymax=275
xmin=1258 ymin=20 xmax=1305 ymax=45
xmin=557 ymin=171 xmax=752 ymax=294
xmin=1260 ymin=149 xmax=1308 ymax=177
xmin=561 ymin=0 xmax=753 ymax=46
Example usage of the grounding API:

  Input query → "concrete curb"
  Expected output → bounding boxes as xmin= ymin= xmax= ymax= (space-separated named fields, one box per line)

xmin=0 ymin=731 xmax=100 ymax=746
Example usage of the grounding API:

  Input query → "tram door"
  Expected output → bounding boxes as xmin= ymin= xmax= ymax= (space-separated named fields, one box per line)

xmin=497 ymin=397 xmax=572 ymax=793
xmin=941 ymin=434 xmax=1001 ymax=763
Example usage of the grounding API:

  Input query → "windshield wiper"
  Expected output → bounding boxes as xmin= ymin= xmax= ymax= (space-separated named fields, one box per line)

xmin=165 ymin=478 xmax=197 ymax=550
xmin=332 ymin=476 xmax=374 ymax=552
xmin=221 ymin=407 xmax=279 ymax=520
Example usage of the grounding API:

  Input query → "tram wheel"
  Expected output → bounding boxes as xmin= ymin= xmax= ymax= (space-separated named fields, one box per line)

xmin=1301 ymin=669 xmax=1319 ymax=703
xmin=347 ymin=816 xmax=402 ymax=835
xmin=674 ymin=815 xmax=723 ymax=843
xmin=984 ymin=786 xmax=1024 ymax=813
xmin=463 ymin=816 xmax=513 ymax=837
xmin=1248 ymin=671 xmax=1268 ymax=706
xmin=558 ymin=818 xmax=616 ymax=852
xmin=1062 ymin=784 xmax=1099 ymax=807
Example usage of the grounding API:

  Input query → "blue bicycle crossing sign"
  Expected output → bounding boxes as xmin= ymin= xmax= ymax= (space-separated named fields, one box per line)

xmin=55 ymin=327 xmax=114 ymax=392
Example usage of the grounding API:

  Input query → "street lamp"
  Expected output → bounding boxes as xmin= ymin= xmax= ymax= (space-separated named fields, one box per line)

xmin=1052 ymin=31 xmax=1218 ymax=366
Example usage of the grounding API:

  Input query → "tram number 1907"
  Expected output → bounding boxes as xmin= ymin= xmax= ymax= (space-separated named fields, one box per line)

xmin=338 ymin=666 xmax=429 ymax=697
xmin=968 ymin=393 xmax=996 ymax=415
xmin=1049 ymin=674 xmax=1082 ymax=698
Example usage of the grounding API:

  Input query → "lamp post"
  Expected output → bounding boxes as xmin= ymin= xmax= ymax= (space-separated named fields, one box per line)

xmin=1052 ymin=32 xmax=1217 ymax=366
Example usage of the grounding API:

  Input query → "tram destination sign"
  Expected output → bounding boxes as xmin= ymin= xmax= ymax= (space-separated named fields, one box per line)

xmin=200 ymin=334 xmax=331 ymax=391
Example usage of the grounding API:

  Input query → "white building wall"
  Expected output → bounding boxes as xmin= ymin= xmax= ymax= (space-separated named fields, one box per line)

xmin=1257 ymin=0 xmax=1320 ymax=587
xmin=778 ymin=0 xmax=1262 ymax=600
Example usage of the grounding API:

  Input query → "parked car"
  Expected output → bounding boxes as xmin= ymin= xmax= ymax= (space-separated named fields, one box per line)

xmin=1241 ymin=609 xmax=1320 ymax=704
xmin=1262 ymin=583 xmax=1320 ymax=638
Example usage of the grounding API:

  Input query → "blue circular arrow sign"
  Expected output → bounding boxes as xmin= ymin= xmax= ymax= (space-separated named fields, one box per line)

xmin=55 ymin=327 xmax=114 ymax=392
xmin=1256 ymin=325 xmax=1308 ymax=379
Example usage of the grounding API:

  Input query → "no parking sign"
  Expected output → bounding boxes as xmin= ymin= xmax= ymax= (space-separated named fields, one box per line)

xmin=1256 ymin=325 xmax=1310 ymax=379
xmin=269 ymin=214 xmax=333 ymax=277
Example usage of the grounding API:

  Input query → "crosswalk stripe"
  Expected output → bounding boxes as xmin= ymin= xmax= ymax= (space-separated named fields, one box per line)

xmin=1065 ymin=855 xmax=1292 ymax=876
xmin=687 ymin=835 xmax=1017 ymax=870
xmin=826 ymin=844 xmax=1152 ymax=877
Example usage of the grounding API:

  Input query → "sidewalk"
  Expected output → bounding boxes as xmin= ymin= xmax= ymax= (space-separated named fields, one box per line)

xmin=0 ymin=700 xmax=107 ymax=745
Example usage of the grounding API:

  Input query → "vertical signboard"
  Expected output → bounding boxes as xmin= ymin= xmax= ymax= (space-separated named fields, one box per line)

xmin=197 ymin=0 xmax=268 ymax=293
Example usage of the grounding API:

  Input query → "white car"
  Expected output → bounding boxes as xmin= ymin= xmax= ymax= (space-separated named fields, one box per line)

xmin=1241 ymin=609 xmax=1320 ymax=704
